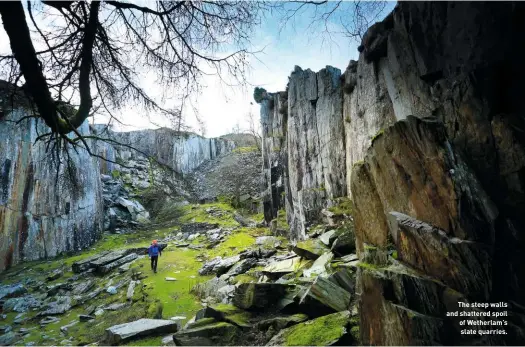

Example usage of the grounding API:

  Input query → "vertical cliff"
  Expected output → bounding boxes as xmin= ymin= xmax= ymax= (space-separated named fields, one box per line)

xmin=261 ymin=2 xmax=525 ymax=344
xmin=92 ymin=126 xmax=235 ymax=175
xmin=0 ymin=108 xmax=103 ymax=271
xmin=261 ymin=66 xmax=347 ymax=240
xmin=260 ymin=91 xmax=288 ymax=224
xmin=349 ymin=3 xmax=525 ymax=344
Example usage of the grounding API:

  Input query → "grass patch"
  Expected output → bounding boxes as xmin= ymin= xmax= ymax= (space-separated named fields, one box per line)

xmin=1 ymin=201 xmax=284 ymax=346
xmin=206 ymin=232 xmax=255 ymax=259
xmin=232 ymin=146 xmax=258 ymax=154
xmin=179 ymin=203 xmax=238 ymax=227
xmin=282 ymin=312 xmax=350 ymax=346
xmin=328 ymin=197 xmax=353 ymax=217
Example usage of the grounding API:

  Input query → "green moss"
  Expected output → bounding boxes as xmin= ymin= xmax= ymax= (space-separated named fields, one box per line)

xmin=251 ymin=212 xmax=264 ymax=221
xmin=357 ymin=262 xmax=386 ymax=272
xmin=232 ymin=146 xmax=258 ymax=154
xmin=295 ymin=239 xmax=328 ymax=257
xmin=111 ymin=169 xmax=121 ymax=179
xmin=406 ymin=310 xmax=417 ymax=319
xmin=364 ymin=244 xmax=377 ymax=251
xmin=370 ymin=128 xmax=384 ymax=143
xmin=179 ymin=203 xmax=238 ymax=227
xmin=123 ymin=336 xmax=162 ymax=346
xmin=328 ymin=197 xmax=354 ymax=217
xmin=392 ymin=251 xmax=398 ymax=260
xmin=206 ymin=232 xmax=255 ymax=258
xmin=210 ymin=304 xmax=252 ymax=328
xmin=232 ymin=274 xmax=257 ymax=285
xmin=352 ymin=160 xmax=365 ymax=168
xmin=349 ymin=316 xmax=359 ymax=326
xmin=187 ymin=317 xmax=217 ymax=329
xmin=282 ymin=312 xmax=350 ymax=346
xmin=147 ymin=300 xmax=164 ymax=319
xmin=3 ymin=201 xmax=285 ymax=346
xmin=345 ymin=116 xmax=351 ymax=123
xmin=350 ymin=325 xmax=360 ymax=342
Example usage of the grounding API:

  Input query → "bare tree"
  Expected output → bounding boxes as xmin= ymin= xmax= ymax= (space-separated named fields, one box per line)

xmin=277 ymin=0 xmax=389 ymax=44
xmin=245 ymin=110 xmax=262 ymax=152
xmin=0 ymin=0 xmax=266 ymax=158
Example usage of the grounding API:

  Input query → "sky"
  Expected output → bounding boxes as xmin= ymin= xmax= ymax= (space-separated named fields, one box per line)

xmin=0 ymin=1 xmax=395 ymax=138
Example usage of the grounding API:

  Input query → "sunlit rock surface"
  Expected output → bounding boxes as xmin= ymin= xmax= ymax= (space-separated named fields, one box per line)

xmin=0 ymin=109 xmax=103 ymax=271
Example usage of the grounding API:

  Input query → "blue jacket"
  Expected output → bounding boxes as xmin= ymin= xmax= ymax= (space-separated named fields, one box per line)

xmin=148 ymin=244 xmax=161 ymax=257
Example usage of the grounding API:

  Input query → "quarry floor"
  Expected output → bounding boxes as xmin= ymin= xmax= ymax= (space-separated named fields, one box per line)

xmin=0 ymin=202 xmax=273 ymax=346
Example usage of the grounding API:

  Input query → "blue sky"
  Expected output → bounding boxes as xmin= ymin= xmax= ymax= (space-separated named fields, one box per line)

xmin=172 ymin=1 xmax=396 ymax=137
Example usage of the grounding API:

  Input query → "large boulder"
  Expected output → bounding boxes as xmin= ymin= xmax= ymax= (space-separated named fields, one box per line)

xmin=232 ymin=283 xmax=291 ymax=310
xmin=196 ymin=304 xmax=254 ymax=328
xmin=116 ymin=197 xmax=150 ymax=223
xmin=292 ymin=239 xmax=329 ymax=260
xmin=256 ymin=313 xmax=309 ymax=331
xmin=192 ymin=277 xmax=229 ymax=300
xmin=303 ymin=252 xmax=333 ymax=278
xmin=318 ymin=230 xmax=338 ymax=247
xmin=105 ymin=319 xmax=178 ymax=344
xmin=327 ymin=267 xmax=355 ymax=294
xmin=262 ymin=257 xmax=311 ymax=277
xmin=3 ymin=295 xmax=42 ymax=313
xmin=226 ymin=258 xmax=258 ymax=277
xmin=39 ymin=296 xmax=72 ymax=315
xmin=198 ymin=255 xmax=240 ymax=276
xmin=97 ymin=253 xmax=138 ymax=274
xmin=0 ymin=284 xmax=26 ymax=300
xmin=298 ymin=277 xmax=351 ymax=314
xmin=72 ymin=251 xmax=111 ymax=273
xmin=0 ymin=332 xmax=19 ymax=346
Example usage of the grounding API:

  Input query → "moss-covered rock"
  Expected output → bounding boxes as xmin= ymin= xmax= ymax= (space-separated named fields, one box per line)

xmin=299 ymin=277 xmax=351 ymax=314
xmin=256 ymin=313 xmax=309 ymax=331
xmin=186 ymin=317 xmax=217 ymax=330
xmin=199 ymin=304 xmax=254 ymax=328
xmin=262 ymin=257 xmax=311 ymax=277
xmin=266 ymin=311 xmax=353 ymax=346
xmin=330 ymin=224 xmax=356 ymax=256
xmin=293 ymin=239 xmax=329 ymax=260
xmin=232 ymin=283 xmax=290 ymax=310
xmin=173 ymin=321 xmax=240 ymax=346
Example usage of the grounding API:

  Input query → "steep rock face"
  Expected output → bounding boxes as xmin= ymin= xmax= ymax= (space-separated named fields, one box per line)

xmin=0 ymin=110 xmax=103 ymax=271
xmin=261 ymin=66 xmax=346 ymax=240
xmin=349 ymin=2 xmax=525 ymax=345
xmin=343 ymin=59 xmax=396 ymax=190
xmin=260 ymin=92 xmax=288 ymax=223
xmin=93 ymin=126 xmax=235 ymax=175
xmin=260 ymin=1 xmax=525 ymax=344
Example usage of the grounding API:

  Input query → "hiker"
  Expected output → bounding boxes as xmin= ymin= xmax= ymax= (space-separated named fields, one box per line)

xmin=148 ymin=240 xmax=162 ymax=273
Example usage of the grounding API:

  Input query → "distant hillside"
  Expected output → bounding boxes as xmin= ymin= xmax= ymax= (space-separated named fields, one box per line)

xmin=220 ymin=133 xmax=258 ymax=147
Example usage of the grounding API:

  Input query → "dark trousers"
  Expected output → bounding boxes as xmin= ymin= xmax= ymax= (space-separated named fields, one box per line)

xmin=150 ymin=256 xmax=158 ymax=271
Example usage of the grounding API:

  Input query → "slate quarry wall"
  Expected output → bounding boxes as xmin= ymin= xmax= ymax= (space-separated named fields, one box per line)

xmin=0 ymin=109 xmax=103 ymax=271
xmin=261 ymin=2 xmax=525 ymax=344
